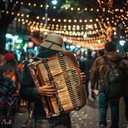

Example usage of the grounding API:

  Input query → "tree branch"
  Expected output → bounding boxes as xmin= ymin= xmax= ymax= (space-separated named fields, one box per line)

xmin=0 ymin=0 xmax=6 ymax=11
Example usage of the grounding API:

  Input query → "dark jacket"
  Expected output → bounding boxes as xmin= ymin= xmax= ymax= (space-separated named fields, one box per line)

xmin=20 ymin=48 xmax=64 ymax=117
xmin=81 ymin=56 xmax=94 ymax=80
xmin=90 ymin=52 xmax=128 ymax=93
xmin=121 ymin=59 xmax=128 ymax=97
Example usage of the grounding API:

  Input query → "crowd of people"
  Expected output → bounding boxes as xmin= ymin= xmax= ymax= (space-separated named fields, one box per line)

xmin=0 ymin=51 xmax=35 ymax=128
xmin=0 ymin=33 xmax=127 ymax=128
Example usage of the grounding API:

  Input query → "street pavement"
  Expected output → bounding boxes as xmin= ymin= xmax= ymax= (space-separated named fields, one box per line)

xmin=13 ymin=96 xmax=127 ymax=128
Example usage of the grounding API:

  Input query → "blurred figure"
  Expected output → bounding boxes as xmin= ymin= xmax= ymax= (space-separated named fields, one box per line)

xmin=81 ymin=50 xmax=94 ymax=98
xmin=18 ymin=52 xmax=27 ymax=71
xmin=121 ymin=58 xmax=128 ymax=127
xmin=97 ymin=50 xmax=104 ymax=57
xmin=0 ymin=52 xmax=22 ymax=128
xmin=76 ymin=55 xmax=82 ymax=69
xmin=0 ymin=53 xmax=4 ymax=66
xmin=28 ymin=52 xmax=35 ymax=62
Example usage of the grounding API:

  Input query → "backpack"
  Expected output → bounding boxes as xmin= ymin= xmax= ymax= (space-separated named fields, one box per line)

xmin=103 ymin=56 xmax=123 ymax=99
xmin=0 ymin=70 xmax=17 ymax=96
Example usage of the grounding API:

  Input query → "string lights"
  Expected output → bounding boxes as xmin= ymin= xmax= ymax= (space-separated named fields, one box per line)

xmin=1 ymin=0 xmax=127 ymax=50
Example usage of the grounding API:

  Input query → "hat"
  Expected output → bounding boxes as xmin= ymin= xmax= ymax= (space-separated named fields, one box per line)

xmin=40 ymin=33 xmax=64 ymax=51
xmin=4 ymin=52 xmax=15 ymax=62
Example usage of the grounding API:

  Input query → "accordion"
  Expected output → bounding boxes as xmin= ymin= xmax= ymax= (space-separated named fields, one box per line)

xmin=28 ymin=51 xmax=86 ymax=118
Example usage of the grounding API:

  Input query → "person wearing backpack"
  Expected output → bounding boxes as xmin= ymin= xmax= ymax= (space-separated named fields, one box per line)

xmin=90 ymin=42 xmax=127 ymax=128
xmin=0 ymin=52 xmax=23 ymax=128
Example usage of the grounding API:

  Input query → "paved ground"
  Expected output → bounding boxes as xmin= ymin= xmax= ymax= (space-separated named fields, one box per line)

xmin=13 ymin=96 xmax=127 ymax=128
xmin=70 ymin=97 xmax=127 ymax=128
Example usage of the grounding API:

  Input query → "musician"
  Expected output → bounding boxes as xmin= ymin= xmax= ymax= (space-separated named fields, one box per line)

xmin=20 ymin=33 xmax=85 ymax=128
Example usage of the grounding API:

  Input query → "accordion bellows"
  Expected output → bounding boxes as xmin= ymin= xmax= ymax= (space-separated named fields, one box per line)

xmin=28 ymin=51 xmax=86 ymax=118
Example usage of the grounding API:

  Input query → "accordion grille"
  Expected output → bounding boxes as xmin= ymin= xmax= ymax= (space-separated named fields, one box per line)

xmin=38 ymin=55 xmax=82 ymax=112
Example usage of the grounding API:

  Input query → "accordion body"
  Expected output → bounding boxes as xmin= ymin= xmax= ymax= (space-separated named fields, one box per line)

xmin=28 ymin=51 xmax=86 ymax=118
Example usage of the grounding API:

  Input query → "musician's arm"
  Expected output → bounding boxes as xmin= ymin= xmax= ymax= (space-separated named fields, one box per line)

xmin=20 ymin=62 xmax=56 ymax=101
xmin=20 ymin=63 xmax=40 ymax=101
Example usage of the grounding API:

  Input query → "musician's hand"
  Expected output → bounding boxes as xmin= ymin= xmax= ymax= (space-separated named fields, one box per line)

xmin=37 ymin=85 xmax=56 ymax=97
xmin=80 ymin=72 xmax=86 ymax=84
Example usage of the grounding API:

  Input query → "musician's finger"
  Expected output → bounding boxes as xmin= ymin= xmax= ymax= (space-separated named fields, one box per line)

xmin=80 ymin=72 xmax=86 ymax=76
xmin=46 ymin=94 xmax=55 ymax=97
xmin=48 ymin=85 xmax=55 ymax=89
xmin=44 ymin=85 xmax=55 ymax=89
xmin=45 ymin=91 xmax=56 ymax=96
xmin=81 ymin=75 xmax=86 ymax=79
xmin=47 ymin=88 xmax=56 ymax=93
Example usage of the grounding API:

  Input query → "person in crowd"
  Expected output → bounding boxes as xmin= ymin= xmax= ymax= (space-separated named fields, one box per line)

xmin=123 ymin=77 xmax=128 ymax=128
xmin=21 ymin=51 xmax=35 ymax=127
xmin=18 ymin=52 xmax=28 ymax=109
xmin=76 ymin=54 xmax=82 ymax=68
xmin=121 ymin=58 xmax=128 ymax=127
xmin=0 ymin=52 xmax=22 ymax=128
xmin=81 ymin=50 xmax=94 ymax=98
xmin=28 ymin=52 xmax=35 ymax=62
xmin=0 ymin=53 xmax=4 ymax=66
xmin=97 ymin=50 xmax=104 ymax=58
xmin=95 ymin=50 xmax=104 ymax=91
xmin=18 ymin=52 xmax=27 ymax=71
xmin=20 ymin=33 xmax=86 ymax=128
xmin=90 ymin=42 xmax=127 ymax=128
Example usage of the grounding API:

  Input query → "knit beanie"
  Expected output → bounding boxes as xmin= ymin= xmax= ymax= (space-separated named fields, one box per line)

xmin=4 ymin=52 xmax=15 ymax=62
